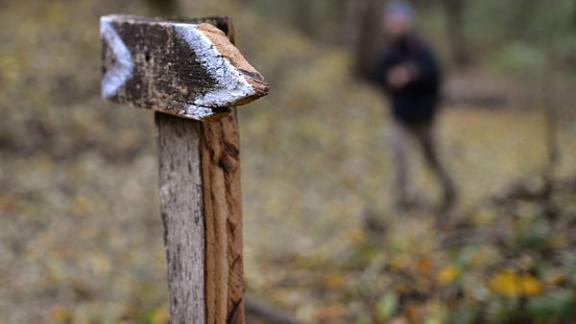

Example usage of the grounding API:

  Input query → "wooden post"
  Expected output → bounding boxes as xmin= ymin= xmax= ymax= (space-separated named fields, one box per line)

xmin=100 ymin=15 xmax=269 ymax=323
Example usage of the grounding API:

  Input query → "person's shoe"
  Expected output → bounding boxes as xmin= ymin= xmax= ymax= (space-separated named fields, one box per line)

xmin=436 ymin=186 xmax=457 ymax=230
xmin=440 ymin=185 xmax=457 ymax=213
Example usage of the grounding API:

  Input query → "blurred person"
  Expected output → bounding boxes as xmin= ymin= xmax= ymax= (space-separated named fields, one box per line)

xmin=371 ymin=1 xmax=456 ymax=217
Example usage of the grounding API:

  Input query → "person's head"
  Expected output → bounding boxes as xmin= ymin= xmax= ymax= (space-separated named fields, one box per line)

xmin=383 ymin=1 xmax=414 ymax=38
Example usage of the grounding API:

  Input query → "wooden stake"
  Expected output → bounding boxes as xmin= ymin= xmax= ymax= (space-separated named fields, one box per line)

xmin=101 ymin=15 xmax=268 ymax=324
xmin=157 ymin=112 xmax=244 ymax=323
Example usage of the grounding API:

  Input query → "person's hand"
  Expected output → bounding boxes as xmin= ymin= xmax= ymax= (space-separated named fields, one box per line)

xmin=387 ymin=64 xmax=417 ymax=89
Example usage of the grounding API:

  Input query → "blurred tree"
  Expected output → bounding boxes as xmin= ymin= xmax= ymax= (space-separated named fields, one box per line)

xmin=292 ymin=0 xmax=315 ymax=36
xmin=347 ymin=0 xmax=388 ymax=79
xmin=145 ymin=0 xmax=179 ymax=16
xmin=441 ymin=0 xmax=471 ymax=67
xmin=288 ymin=0 xmax=349 ymax=42
xmin=573 ymin=0 xmax=576 ymax=30
xmin=248 ymin=0 xmax=348 ymax=43
xmin=509 ymin=0 xmax=540 ymax=40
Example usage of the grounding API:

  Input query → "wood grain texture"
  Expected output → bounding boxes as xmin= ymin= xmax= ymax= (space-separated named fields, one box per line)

xmin=152 ymin=16 xmax=249 ymax=324
xmin=156 ymin=112 xmax=244 ymax=324
xmin=101 ymin=15 xmax=268 ymax=121
xmin=200 ymin=112 xmax=244 ymax=324
xmin=157 ymin=112 xmax=206 ymax=323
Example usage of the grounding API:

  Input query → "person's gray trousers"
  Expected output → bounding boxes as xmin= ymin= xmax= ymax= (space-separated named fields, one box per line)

xmin=390 ymin=120 xmax=456 ymax=210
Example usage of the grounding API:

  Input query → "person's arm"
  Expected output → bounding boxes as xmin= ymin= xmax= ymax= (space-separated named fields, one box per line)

xmin=404 ymin=46 xmax=440 ymax=87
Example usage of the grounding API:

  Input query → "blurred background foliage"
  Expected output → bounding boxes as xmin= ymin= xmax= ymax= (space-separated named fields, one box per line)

xmin=1 ymin=0 xmax=576 ymax=323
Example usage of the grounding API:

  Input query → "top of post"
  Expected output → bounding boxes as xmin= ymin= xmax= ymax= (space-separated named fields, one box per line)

xmin=100 ymin=15 xmax=269 ymax=121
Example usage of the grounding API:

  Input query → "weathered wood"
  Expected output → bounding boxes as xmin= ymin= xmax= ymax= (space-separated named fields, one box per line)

xmin=157 ymin=112 xmax=206 ymax=323
xmin=157 ymin=111 xmax=244 ymax=324
xmin=101 ymin=15 xmax=268 ymax=121
xmin=102 ymin=15 xmax=267 ymax=324
xmin=156 ymin=113 xmax=244 ymax=323
xmin=153 ymin=17 xmax=248 ymax=324
xmin=199 ymin=112 xmax=244 ymax=324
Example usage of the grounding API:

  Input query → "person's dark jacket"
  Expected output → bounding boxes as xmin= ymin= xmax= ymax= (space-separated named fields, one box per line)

xmin=371 ymin=35 xmax=442 ymax=125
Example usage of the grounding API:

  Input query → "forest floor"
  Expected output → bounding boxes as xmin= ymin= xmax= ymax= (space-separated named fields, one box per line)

xmin=1 ymin=0 xmax=576 ymax=323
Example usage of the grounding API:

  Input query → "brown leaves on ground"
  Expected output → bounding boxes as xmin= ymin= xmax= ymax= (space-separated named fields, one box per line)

xmin=2 ymin=0 xmax=576 ymax=323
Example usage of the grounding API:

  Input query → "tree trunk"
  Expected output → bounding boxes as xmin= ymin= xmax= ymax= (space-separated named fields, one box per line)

xmin=347 ymin=0 xmax=388 ymax=79
xmin=145 ymin=0 xmax=179 ymax=16
xmin=291 ymin=0 xmax=316 ymax=36
xmin=442 ymin=0 xmax=471 ymax=67
xmin=509 ymin=0 xmax=539 ymax=40
xmin=573 ymin=0 xmax=576 ymax=31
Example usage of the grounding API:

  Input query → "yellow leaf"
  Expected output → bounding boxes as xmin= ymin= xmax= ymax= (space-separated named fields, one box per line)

xmin=489 ymin=270 xmax=543 ymax=297
xmin=437 ymin=266 xmax=460 ymax=285
xmin=390 ymin=255 xmax=409 ymax=271
xmin=150 ymin=307 xmax=169 ymax=324
xmin=326 ymin=273 xmax=344 ymax=290
xmin=49 ymin=304 xmax=72 ymax=323
xmin=522 ymin=275 xmax=544 ymax=296
xmin=416 ymin=256 xmax=433 ymax=275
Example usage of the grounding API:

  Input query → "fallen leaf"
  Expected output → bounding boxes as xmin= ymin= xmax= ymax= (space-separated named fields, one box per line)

xmin=489 ymin=270 xmax=544 ymax=297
